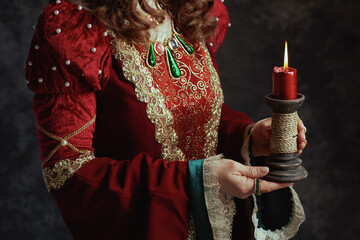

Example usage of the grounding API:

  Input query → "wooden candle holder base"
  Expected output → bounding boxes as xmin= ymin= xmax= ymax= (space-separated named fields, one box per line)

xmin=264 ymin=153 xmax=308 ymax=183
xmin=263 ymin=93 xmax=308 ymax=183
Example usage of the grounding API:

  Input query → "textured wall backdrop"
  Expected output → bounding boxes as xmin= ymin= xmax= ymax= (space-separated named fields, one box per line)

xmin=1 ymin=0 xmax=359 ymax=239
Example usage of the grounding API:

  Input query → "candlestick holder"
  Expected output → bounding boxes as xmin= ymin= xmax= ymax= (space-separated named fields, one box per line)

xmin=263 ymin=93 xmax=308 ymax=183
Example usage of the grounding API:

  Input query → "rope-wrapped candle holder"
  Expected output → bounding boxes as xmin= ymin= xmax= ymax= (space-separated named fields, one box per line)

xmin=264 ymin=93 xmax=308 ymax=183
xmin=270 ymin=112 xmax=298 ymax=153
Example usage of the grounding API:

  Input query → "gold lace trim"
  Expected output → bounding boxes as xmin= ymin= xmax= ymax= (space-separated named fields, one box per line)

xmin=200 ymin=42 xmax=224 ymax=158
xmin=145 ymin=41 xmax=220 ymax=160
xmin=111 ymin=38 xmax=223 ymax=162
xmin=187 ymin=213 xmax=197 ymax=240
xmin=203 ymin=154 xmax=236 ymax=240
xmin=111 ymin=37 xmax=186 ymax=162
xmin=42 ymin=152 xmax=95 ymax=192
xmin=252 ymin=187 xmax=306 ymax=240
xmin=36 ymin=115 xmax=96 ymax=166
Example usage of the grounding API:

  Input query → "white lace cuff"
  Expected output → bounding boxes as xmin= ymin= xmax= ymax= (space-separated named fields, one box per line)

xmin=252 ymin=187 xmax=306 ymax=240
xmin=203 ymin=154 xmax=236 ymax=240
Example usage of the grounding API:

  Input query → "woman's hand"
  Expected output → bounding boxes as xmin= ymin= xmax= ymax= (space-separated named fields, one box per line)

xmin=218 ymin=159 xmax=292 ymax=199
xmin=251 ymin=118 xmax=307 ymax=157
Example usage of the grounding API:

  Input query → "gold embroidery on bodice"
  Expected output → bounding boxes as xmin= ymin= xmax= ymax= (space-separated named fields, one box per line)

xmin=112 ymin=37 xmax=223 ymax=162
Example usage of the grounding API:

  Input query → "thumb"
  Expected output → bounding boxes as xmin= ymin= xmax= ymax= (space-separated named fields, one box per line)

xmin=240 ymin=165 xmax=269 ymax=179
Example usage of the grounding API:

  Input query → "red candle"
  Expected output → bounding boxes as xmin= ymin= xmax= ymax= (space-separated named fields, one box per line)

xmin=272 ymin=41 xmax=298 ymax=100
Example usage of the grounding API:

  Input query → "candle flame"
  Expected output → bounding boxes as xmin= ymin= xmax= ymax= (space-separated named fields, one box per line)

xmin=284 ymin=41 xmax=288 ymax=70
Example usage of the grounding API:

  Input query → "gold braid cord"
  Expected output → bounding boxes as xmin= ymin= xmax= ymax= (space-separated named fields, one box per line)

xmin=35 ymin=115 xmax=96 ymax=167
xmin=42 ymin=152 xmax=95 ymax=192
xmin=270 ymin=112 xmax=298 ymax=153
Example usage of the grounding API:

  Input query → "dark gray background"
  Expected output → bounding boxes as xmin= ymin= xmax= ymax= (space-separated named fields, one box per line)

xmin=1 ymin=0 xmax=359 ymax=239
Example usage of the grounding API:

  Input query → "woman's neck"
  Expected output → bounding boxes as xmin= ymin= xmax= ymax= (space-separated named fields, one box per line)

xmin=137 ymin=0 xmax=173 ymax=43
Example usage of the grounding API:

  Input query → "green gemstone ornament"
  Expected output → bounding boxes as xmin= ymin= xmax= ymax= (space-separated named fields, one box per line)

xmin=175 ymin=35 xmax=194 ymax=55
xmin=147 ymin=42 xmax=156 ymax=67
xmin=166 ymin=47 xmax=181 ymax=78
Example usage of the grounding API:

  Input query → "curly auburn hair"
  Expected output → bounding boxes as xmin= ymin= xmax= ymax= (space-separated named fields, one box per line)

xmin=69 ymin=0 xmax=217 ymax=44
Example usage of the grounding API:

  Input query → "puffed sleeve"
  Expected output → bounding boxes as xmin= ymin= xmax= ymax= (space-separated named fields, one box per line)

xmin=26 ymin=2 xmax=197 ymax=240
xmin=26 ymin=2 xmax=111 ymax=94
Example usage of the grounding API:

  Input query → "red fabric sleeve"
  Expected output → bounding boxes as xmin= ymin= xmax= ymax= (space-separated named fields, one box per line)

xmin=33 ymin=94 xmax=190 ymax=240
xmin=26 ymin=2 xmax=190 ymax=239
xmin=26 ymin=2 xmax=111 ymax=94
xmin=218 ymin=104 xmax=254 ymax=163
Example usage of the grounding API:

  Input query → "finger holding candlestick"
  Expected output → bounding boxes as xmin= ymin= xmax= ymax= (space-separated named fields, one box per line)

xmin=263 ymin=41 xmax=308 ymax=183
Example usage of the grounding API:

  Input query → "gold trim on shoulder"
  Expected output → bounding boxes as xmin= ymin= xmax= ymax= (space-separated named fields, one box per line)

xmin=111 ymin=38 xmax=187 ymax=162
xmin=42 ymin=151 xmax=95 ymax=192
xmin=201 ymin=42 xmax=224 ymax=158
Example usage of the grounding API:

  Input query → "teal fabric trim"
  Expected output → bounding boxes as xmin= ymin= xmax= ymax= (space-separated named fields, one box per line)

xmin=188 ymin=159 xmax=214 ymax=240
xmin=255 ymin=195 xmax=266 ymax=229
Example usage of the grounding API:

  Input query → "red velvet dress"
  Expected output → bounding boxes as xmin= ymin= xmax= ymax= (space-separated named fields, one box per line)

xmin=26 ymin=1 xmax=304 ymax=240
